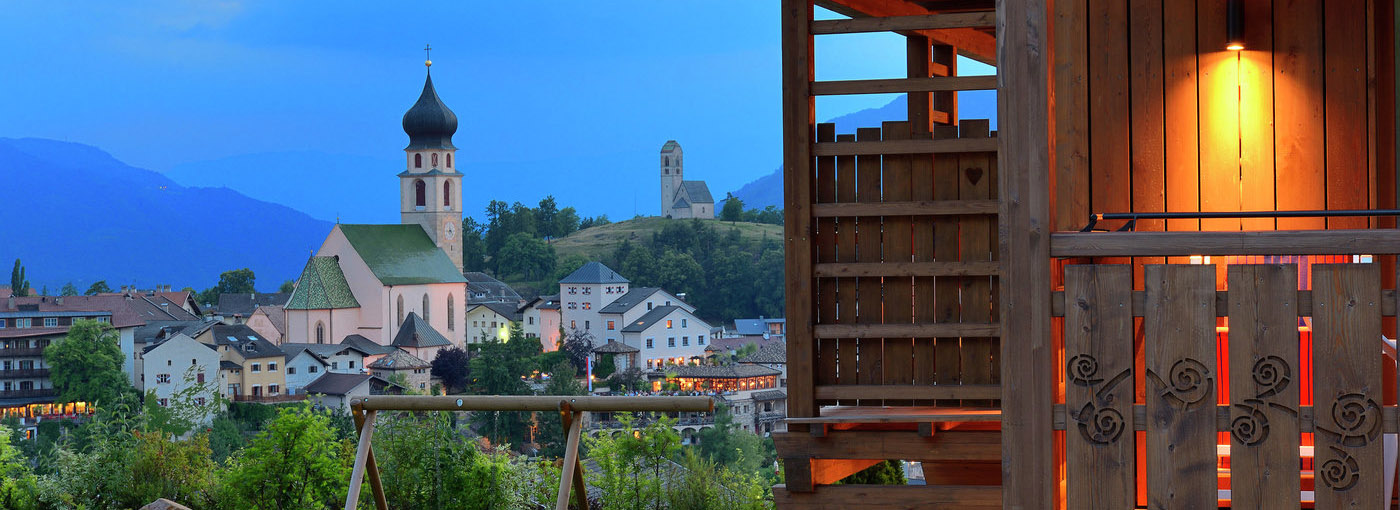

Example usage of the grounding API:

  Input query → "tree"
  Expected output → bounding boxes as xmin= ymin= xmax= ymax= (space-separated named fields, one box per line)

xmin=461 ymin=217 xmax=488 ymax=272
xmin=45 ymin=319 xmax=134 ymax=406
xmin=84 ymin=280 xmax=112 ymax=295
xmin=839 ymin=460 xmax=906 ymax=485
xmin=60 ymin=282 xmax=78 ymax=296
xmin=142 ymin=365 xmax=222 ymax=437
xmin=695 ymin=403 xmax=766 ymax=475
xmin=9 ymin=259 xmax=29 ymax=297
xmin=608 ymin=368 xmax=646 ymax=393
xmin=430 ymin=346 xmax=472 ymax=393
xmin=497 ymin=232 xmax=555 ymax=280
xmin=0 ymin=424 xmax=37 ymax=510
xmin=535 ymin=195 xmax=559 ymax=239
xmin=467 ymin=323 xmax=541 ymax=447
xmin=215 ymin=268 xmax=256 ymax=294
xmin=555 ymin=206 xmax=581 ymax=238
xmin=278 ymin=279 xmax=296 ymax=293
xmin=374 ymin=412 xmax=522 ymax=509
xmin=720 ymin=193 xmax=745 ymax=222
xmin=559 ymin=328 xmax=595 ymax=375
xmin=537 ymin=360 xmax=587 ymax=457
xmin=219 ymin=404 xmax=353 ymax=510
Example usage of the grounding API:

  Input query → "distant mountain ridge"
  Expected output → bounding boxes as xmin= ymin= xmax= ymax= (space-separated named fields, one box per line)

xmin=730 ymin=91 xmax=997 ymax=210
xmin=0 ymin=137 xmax=333 ymax=292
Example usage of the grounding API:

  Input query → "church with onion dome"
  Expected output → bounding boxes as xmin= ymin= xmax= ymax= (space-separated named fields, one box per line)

xmin=281 ymin=56 xmax=471 ymax=350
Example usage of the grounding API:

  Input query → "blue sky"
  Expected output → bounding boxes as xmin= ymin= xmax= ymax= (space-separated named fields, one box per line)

xmin=0 ymin=1 xmax=992 ymax=221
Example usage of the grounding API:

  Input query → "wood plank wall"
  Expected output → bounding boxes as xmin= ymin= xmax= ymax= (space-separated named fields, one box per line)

xmin=1052 ymin=0 xmax=1393 ymax=235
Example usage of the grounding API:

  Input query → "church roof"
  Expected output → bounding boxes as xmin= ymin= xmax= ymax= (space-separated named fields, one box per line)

xmin=391 ymin=312 xmax=453 ymax=349
xmin=672 ymin=197 xmax=691 ymax=209
xmin=661 ymin=140 xmax=681 ymax=153
xmin=337 ymin=224 xmax=468 ymax=285
xmin=285 ymin=257 xmax=360 ymax=310
xmin=559 ymin=261 xmax=629 ymax=284
xmin=402 ymin=71 xmax=458 ymax=150
xmin=680 ymin=181 xmax=713 ymax=204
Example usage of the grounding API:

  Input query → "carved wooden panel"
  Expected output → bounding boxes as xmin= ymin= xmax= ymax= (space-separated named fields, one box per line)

xmin=1144 ymin=264 xmax=1217 ymax=509
xmin=1064 ymin=265 xmax=1135 ymax=509
xmin=1311 ymin=263 xmax=1382 ymax=510
xmin=1227 ymin=264 xmax=1301 ymax=509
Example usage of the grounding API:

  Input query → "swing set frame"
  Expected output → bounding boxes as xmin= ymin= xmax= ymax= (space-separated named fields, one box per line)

xmin=343 ymin=395 xmax=715 ymax=510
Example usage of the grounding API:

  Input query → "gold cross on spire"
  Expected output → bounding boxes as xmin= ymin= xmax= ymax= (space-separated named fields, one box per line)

xmin=424 ymin=44 xmax=432 ymax=68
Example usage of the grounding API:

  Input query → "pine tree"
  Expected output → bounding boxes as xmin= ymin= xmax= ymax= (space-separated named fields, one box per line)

xmin=8 ymin=259 xmax=28 ymax=297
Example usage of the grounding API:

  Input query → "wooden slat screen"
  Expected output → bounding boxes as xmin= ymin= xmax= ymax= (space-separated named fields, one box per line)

xmin=806 ymin=120 xmax=1000 ymax=410
xmin=1059 ymin=262 xmax=1392 ymax=507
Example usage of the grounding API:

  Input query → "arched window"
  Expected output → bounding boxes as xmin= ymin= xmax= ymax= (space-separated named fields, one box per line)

xmin=414 ymin=180 xmax=426 ymax=207
xmin=315 ymin=321 xmax=325 ymax=344
xmin=422 ymin=294 xmax=430 ymax=322
xmin=414 ymin=153 xmax=422 ymax=168
xmin=664 ymin=156 xmax=670 ymax=166
xmin=432 ymin=153 xmax=439 ymax=167
xmin=446 ymin=153 xmax=452 ymax=168
xmin=447 ymin=294 xmax=455 ymax=331
xmin=397 ymin=295 xmax=405 ymax=326
xmin=444 ymin=181 xmax=452 ymax=207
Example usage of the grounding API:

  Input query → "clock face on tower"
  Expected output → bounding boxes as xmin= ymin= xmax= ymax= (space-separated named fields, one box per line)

xmin=443 ymin=220 xmax=457 ymax=240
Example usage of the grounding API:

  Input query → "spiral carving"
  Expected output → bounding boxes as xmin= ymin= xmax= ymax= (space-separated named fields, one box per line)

xmin=1075 ymin=403 xmax=1125 ymax=445
xmin=1230 ymin=406 xmax=1269 ymax=446
xmin=1251 ymin=356 xmax=1291 ymax=399
xmin=1330 ymin=395 xmax=1381 ymax=446
xmin=1320 ymin=448 xmax=1360 ymax=491
xmin=1161 ymin=358 xmax=1212 ymax=406
xmin=1067 ymin=354 xmax=1102 ymax=386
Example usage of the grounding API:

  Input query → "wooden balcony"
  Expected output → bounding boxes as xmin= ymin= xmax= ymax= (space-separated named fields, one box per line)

xmin=0 ymin=368 xmax=49 ymax=379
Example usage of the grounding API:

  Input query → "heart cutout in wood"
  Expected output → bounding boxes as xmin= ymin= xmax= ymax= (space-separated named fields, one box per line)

xmin=965 ymin=167 xmax=984 ymax=186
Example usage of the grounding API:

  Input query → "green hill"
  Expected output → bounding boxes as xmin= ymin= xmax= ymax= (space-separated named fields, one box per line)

xmin=551 ymin=216 xmax=783 ymax=263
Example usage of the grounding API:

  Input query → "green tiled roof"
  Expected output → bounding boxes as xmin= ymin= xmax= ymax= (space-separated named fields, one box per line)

xmin=285 ymin=256 xmax=360 ymax=310
xmin=660 ymin=140 xmax=680 ymax=152
xmin=338 ymin=224 xmax=467 ymax=285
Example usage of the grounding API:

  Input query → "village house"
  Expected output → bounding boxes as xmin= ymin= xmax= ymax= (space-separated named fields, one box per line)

xmin=518 ymin=294 xmax=560 ymax=350
xmin=367 ymin=349 xmax=433 ymax=393
xmin=213 ymin=292 xmax=288 ymax=324
xmin=197 ymin=324 xmax=286 ymax=401
xmin=558 ymin=262 xmax=630 ymax=338
xmin=304 ymin=372 xmax=400 ymax=412
xmin=464 ymin=302 xmax=516 ymax=344
xmin=246 ymin=304 xmax=286 ymax=344
xmin=619 ymin=306 xmax=710 ymax=370
xmin=389 ymin=312 xmax=452 ymax=361
xmin=139 ymin=332 xmax=219 ymax=424
xmin=280 ymin=343 xmax=371 ymax=394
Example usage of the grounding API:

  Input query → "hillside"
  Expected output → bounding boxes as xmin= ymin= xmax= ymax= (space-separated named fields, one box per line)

xmin=551 ymin=216 xmax=783 ymax=263
xmin=0 ymin=138 xmax=333 ymax=292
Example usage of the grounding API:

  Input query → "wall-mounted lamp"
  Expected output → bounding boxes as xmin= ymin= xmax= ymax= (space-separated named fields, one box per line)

xmin=1225 ymin=0 xmax=1245 ymax=51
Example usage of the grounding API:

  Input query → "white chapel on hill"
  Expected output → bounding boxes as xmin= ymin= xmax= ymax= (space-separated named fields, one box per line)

xmin=284 ymin=58 xmax=469 ymax=349
xmin=659 ymin=140 xmax=715 ymax=219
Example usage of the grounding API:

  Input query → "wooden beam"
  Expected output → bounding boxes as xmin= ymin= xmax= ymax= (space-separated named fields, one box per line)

xmin=351 ymin=408 xmax=388 ymax=510
xmin=812 ymin=75 xmax=997 ymax=95
xmin=781 ymin=0 xmax=817 ymax=430
xmin=1050 ymin=288 xmax=1399 ymax=317
xmin=815 ymin=0 xmax=997 ymax=64
xmin=815 ymin=323 xmax=999 ymax=338
xmin=772 ymin=430 xmax=1002 ymax=461
xmin=997 ymin=0 xmax=1055 ymax=509
xmin=352 ymin=395 xmax=711 ymax=412
xmin=814 ymin=261 xmax=1000 ymax=277
xmin=554 ymin=410 xmax=585 ymax=510
xmin=811 ymin=199 xmax=998 ymax=217
xmin=811 ymin=459 xmax=883 ymax=484
xmin=787 ymin=405 xmax=1001 ymax=424
xmin=1051 ymin=229 xmax=1400 ymax=257
xmin=1052 ymin=404 xmax=1400 ymax=434
xmin=344 ymin=409 xmax=378 ymax=510
xmin=810 ymin=11 xmax=995 ymax=34
xmin=813 ymin=383 xmax=1001 ymax=400
xmin=773 ymin=484 xmax=1001 ymax=509
xmin=813 ymin=137 xmax=997 ymax=156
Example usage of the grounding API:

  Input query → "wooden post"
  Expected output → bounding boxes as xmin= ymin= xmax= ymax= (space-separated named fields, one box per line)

xmin=344 ymin=408 xmax=378 ymax=510
xmin=997 ymin=0 xmax=1054 ymax=509
xmin=782 ymin=0 xmax=815 ymax=431
xmin=556 ymin=405 xmax=586 ymax=510
xmin=352 ymin=407 xmax=388 ymax=510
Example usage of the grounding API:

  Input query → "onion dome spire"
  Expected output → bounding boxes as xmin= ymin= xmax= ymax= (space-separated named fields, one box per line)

xmin=402 ymin=48 xmax=457 ymax=150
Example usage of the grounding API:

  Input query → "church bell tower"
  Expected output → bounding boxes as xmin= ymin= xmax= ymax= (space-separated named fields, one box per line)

xmin=400 ymin=50 xmax=464 ymax=273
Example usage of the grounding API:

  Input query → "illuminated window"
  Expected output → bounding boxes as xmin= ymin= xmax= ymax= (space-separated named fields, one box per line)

xmin=583 ymin=302 xmax=591 ymax=310
xmin=607 ymin=321 xmax=615 ymax=330
xmin=666 ymin=320 xmax=673 ymax=329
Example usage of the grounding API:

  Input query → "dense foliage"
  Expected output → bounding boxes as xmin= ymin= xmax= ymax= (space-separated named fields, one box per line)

xmin=430 ymin=346 xmax=472 ymax=393
xmin=463 ymin=196 xmax=606 ymax=275
xmin=197 ymin=267 xmax=257 ymax=306
xmin=610 ymin=220 xmax=783 ymax=321
xmin=10 ymin=259 xmax=30 ymax=297
xmin=588 ymin=414 xmax=770 ymax=510
xmin=45 ymin=319 xmax=136 ymax=406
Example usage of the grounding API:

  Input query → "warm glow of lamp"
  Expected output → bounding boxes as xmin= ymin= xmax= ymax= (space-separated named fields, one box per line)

xmin=1225 ymin=0 xmax=1244 ymax=51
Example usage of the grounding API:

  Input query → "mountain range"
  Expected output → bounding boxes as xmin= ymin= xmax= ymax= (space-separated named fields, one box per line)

xmin=0 ymin=138 xmax=332 ymax=292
